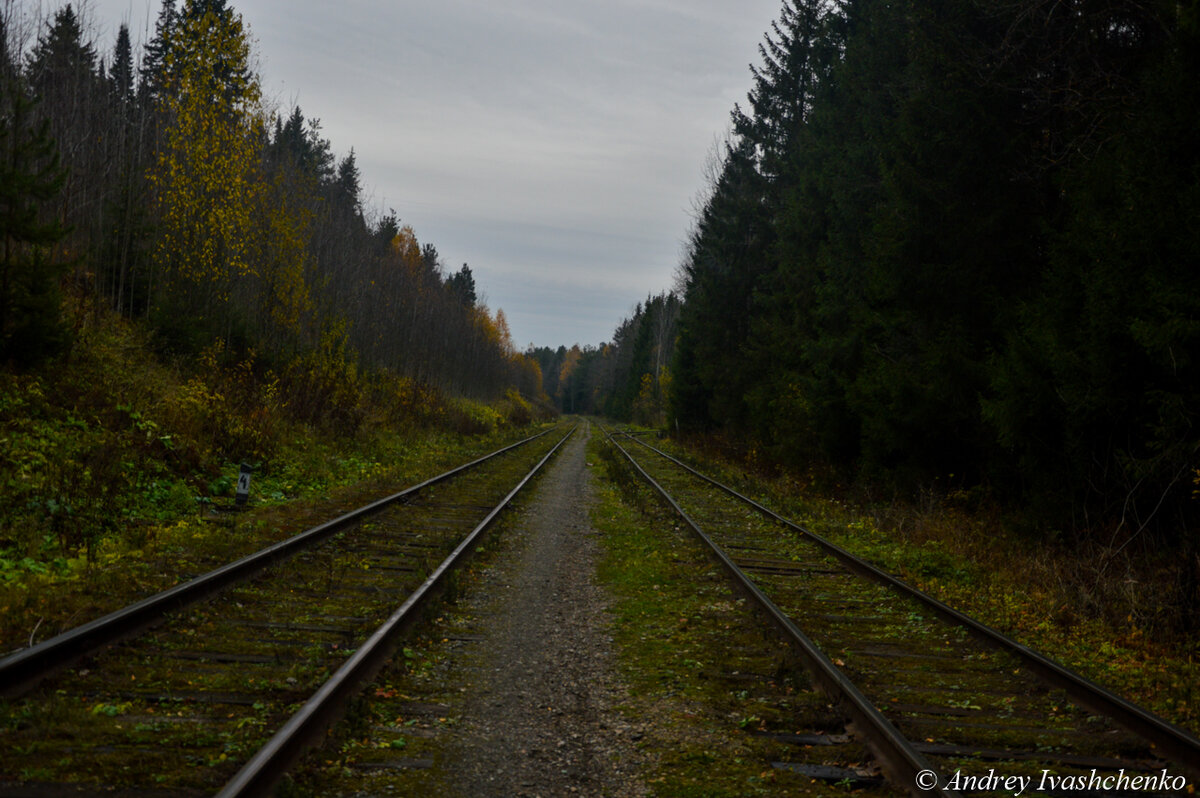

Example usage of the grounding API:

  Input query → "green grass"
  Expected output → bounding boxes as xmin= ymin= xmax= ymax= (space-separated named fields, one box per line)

xmin=0 ymin=418 xmax=551 ymax=654
xmin=589 ymin=435 xmax=895 ymax=797
xmin=641 ymin=434 xmax=1200 ymax=737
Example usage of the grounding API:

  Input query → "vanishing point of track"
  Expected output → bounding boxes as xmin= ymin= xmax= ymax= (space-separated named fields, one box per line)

xmin=608 ymin=430 xmax=1199 ymax=797
xmin=0 ymin=424 xmax=574 ymax=796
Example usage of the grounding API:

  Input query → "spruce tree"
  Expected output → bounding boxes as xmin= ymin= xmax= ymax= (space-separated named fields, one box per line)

xmin=733 ymin=0 xmax=829 ymax=184
xmin=26 ymin=5 xmax=97 ymax=86
xmin=672 ymin=135 xmax=770 ymax=432
xmin=139 ymin=0 xmax=177 ymax=106
xmin=332 ymin=149 xmax=362 ymax=217
xmin=446 ymin=264 xmax=476 ymax=307
xmin=110 ymin=24 xmax=134 ymax=105
xmin=0 ymin=76 xmax=68 ymax=365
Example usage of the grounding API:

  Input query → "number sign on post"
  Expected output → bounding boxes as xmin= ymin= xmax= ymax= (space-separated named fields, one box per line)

xmin=235 ymin=463 xmax=252 ymax=507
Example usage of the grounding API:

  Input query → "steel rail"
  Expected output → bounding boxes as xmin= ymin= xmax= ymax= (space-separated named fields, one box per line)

xmin=607 ymin=432 xmax=959 ymax=798
xmin=216 ymin=425 xmax=577 ymax=797
xmin=625 ymin=433 xmax=1200 ymax=781
xmin=0 ymin=428 xmax=555 ymax=698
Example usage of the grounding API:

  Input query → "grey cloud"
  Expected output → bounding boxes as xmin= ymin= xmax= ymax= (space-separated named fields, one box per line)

xmin=88 ymin=0 xmax=782 ymax=346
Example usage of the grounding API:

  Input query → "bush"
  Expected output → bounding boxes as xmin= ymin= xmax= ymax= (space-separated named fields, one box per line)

xmin=498 ymin=388 xmax=534 ymax=427
xmin=368 ymin=374 xmax=446 ymax=430
xmin=280 ymin=325 xmax=364 ymax=435
xmin=442 ymin=397 xmax=503 ymax=436
xmin=164 ymin=341 xmax=280 ymax=466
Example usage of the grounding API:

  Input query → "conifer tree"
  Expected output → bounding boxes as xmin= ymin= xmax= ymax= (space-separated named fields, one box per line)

xmin=110 ymin=24 xmax=134 ymax=105
xmin=26 ymin=5 xmax=97 ymax=87
xmin=0 ymin=73 xmax=68 ymax=365
xmin=446 ymin=264 xmax=476 ymax=307
xmin=139 ymin=0 xmax=177 ymax=106
xmin=732 ymin=0 xmax=830 ymax=184
xmin=332 ymin=149 xmax=362 ymax=218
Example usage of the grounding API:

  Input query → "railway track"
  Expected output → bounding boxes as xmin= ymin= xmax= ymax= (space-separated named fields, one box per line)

xmin=0 ymin=424 xmax=574 ymax=796
xmin=607 ymin=430 xmax=1199 ymax=797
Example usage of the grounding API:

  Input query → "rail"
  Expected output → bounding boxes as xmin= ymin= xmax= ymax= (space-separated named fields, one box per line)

xmin=217 ymin=425 xmax=576 ymax=796
xmin=607 ymin=431 xmax=959 ymax=797
xmin=0 ymin=428 xmax=554 ymax=697
xmin=623 ymin=433 xmax=1200 ymax=781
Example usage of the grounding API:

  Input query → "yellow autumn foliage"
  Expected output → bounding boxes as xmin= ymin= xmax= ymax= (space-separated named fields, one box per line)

xmin=148 ymin=4 xmax=264 ymax=300
xmin=254 ymin=169 xmax=314 ymax=335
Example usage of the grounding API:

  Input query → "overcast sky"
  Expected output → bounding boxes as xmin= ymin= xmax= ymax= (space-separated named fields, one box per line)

xmin=66 ymin=0 xmax=782 ymax=348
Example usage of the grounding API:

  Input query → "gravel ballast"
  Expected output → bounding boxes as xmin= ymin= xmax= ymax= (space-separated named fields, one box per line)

xmin=444 ymin=424 xmax=648 ymax=796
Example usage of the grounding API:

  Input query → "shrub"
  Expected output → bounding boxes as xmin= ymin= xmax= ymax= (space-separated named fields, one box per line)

xmin=497 ymin=388 xmax=534 ymax=427
xmin=442 ymin=397 xmax=503 ymax=436
xmin=367 ymin=374 xmax=446 ymax=430
xmin=164 ymin=341 xmax=280 ymax=466
xmin=280 ymin=324 xmax=364 ymax=435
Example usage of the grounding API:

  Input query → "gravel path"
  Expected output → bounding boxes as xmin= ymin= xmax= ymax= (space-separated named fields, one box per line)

xmin=446 ymin=423 xmax=647 ymax=797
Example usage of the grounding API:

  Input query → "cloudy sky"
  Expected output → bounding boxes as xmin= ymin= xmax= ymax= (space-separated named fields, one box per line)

xmin=71 ymin=0 xmax=782 ymax=348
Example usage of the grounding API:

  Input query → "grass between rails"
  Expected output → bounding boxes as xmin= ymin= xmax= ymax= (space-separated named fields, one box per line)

xmin=276 ymin=457 xmax=558 ymax=796
xmin=285 ymin=430 xmax=892 ymax=797
xmin=1 ymin=429 xmax=568 ymax=793
xmin=589 ymin=434 xmax=895 ymax=797
xmin=637 ymin=431 xmax=1200 ymax=737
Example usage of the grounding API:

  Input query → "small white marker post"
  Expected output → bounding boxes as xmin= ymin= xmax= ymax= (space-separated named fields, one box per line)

xmin=235 ymin=463 xmax=252 ymax=508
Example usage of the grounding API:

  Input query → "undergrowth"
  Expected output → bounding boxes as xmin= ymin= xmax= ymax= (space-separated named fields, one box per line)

xmin=0 ymin=304 xmax=551 ymax=651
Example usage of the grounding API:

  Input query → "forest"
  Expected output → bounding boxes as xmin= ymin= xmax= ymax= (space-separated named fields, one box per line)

xmin=0 ymin=0 xmax=542 ymax=396
xmin=3 ymin=0 xmax=1198 ymax=597
xmin=0 ymin=0 xmax=551 ymax=568
xmin=2 ymin=0 xmax=1197 ymax=765
xmin=528 ymin=291 xmax=679 ymax=425
xmin=582 ymin=0 xmax=1199 ymax=557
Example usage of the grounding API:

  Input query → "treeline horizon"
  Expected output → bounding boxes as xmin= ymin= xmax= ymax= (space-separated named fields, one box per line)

xmin=0 ymin=0 xmax=544 ymax=407
xmin=584 ymin=0 xmax=1199 ymax=546
xmin=527 ymin=290 xmax=678 ymax=424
